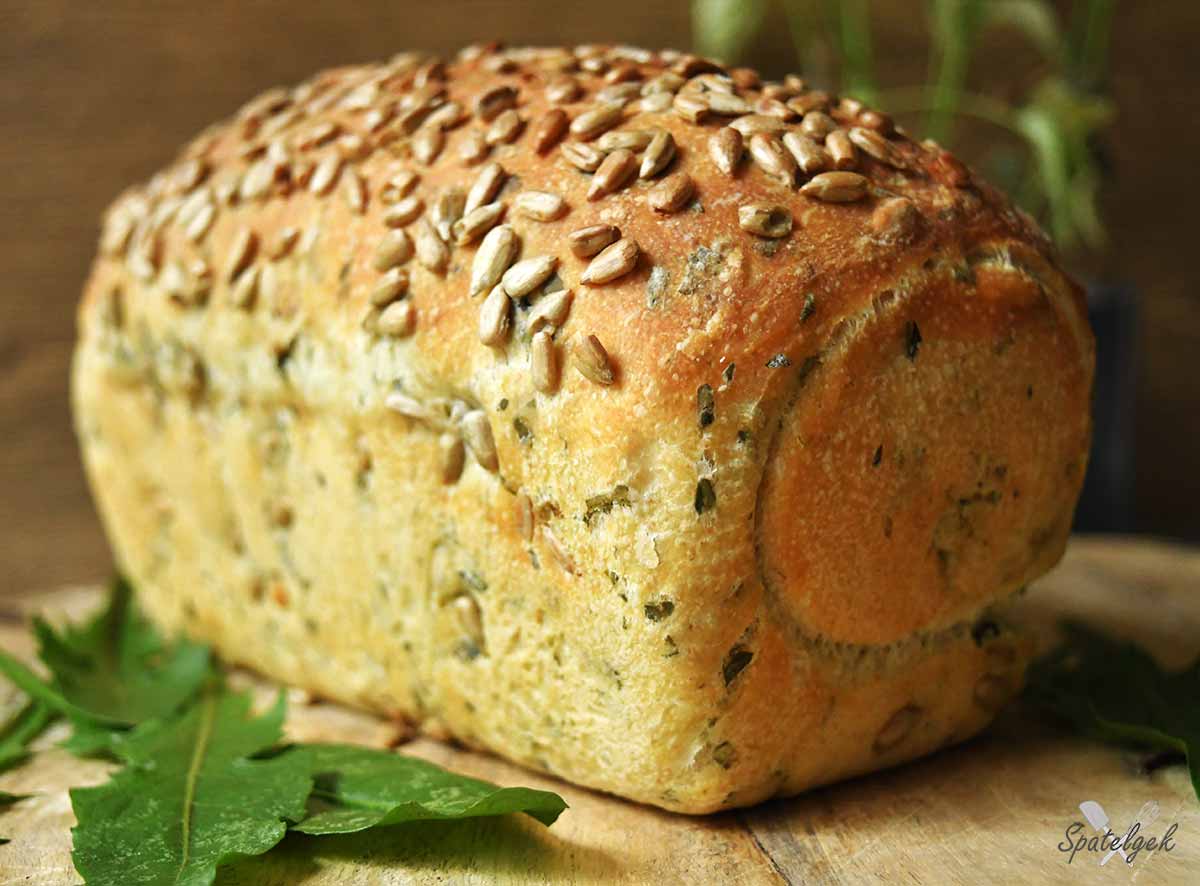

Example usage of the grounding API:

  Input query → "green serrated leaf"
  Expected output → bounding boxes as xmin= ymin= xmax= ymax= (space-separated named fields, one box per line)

xmin=37 ymin=577 xmax=212 ymax=727
xmin=283 ymin=744 xmax=567 ymax=834
xmin=692 ymin=0 xmax=769 ymax=61
xmin=0 ymin=699 xmax=55 ymax=772
xmin=1025 ymin=621 xmax=1200 ymax=801
xmin=70 ymin=688 xmax=312 ymax=886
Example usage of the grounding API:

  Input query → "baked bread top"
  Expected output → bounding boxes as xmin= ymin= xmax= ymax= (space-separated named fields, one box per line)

xmin=83 ymin=43 xmax=1093 ymax=650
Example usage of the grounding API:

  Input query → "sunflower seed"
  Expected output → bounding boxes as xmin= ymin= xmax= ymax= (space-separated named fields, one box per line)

xmin=517 ymin=493 xmax=534 ymax=541
xmin=582 ymin=237 xmax=639 ymax=284
xmin=568 ymin=224 xmax=618 ymax=258
xmin=672 ymin=91 xmax=708 ymax=123
xmin=453 ymin=202 xmax=506 ymax=244
xmin=573 ymin=333 xmax=614 ymax=384
xmin=527 ymin=288 xmax=572 ymax=333
xmin=782 ymin=131 xmax=829 ymax=175
xmin=749 ymin=132 xmax=797 ymax=186
xmin=502 ymin=254 xmax=558 ymax=297
xmin=639 ymin=129 xmax=675 ymax=178
xmin=384 ymin=196 xmax=424 ymax=227
xmin=529 ymin=109 xmax=568 ymax=155
xmin=373 ymin=229 xmax=414 ymax=270
xmin=414 ymin=219 xmax=450 ymax=272
xmin=268 ymin=226 xmax=299 ymax=260
xmin=485 ymin=109 xmax=524 ymax=145
xmin=341 ymin=168 xmax=367 ymax=214
xmin=873 ymin=705 xmax=921 ymax=753
xmin=458 ymin=129 xmax=490 ymax=165
xmin=596 ymin=82 xmax=641 ymax=106
xmin=570 ymin=102 xmax=624 ymax=140
xmin=462 ymin=410 xmax=499 ymax=472
xmin=514 ymin=190 xmax=566 ymax=221
xmin=230 ymin=266 xmax=259 ymax=309
xmin=377 ymin=299 xmax=416 ymax=337
xmin=425 ymin=99 xmax=466 ymax=131
xmin=648 ymin=172 xmax=694 ymax=213
xmin=370 ymin=266 xmax=410 ymax=306
xmin=729 ymin=114 xmax=786 ymax=137
xmin=308 ymin=153 xmax=342 ymax=195
xmin=561 ymin=142 xmax=605 ymax=172
xmin=470 ymin=224 xmax=518 ymax=296
xmin=825 ymin=129 xmax=858 ymax=169
xmin=439 ymin=434 xmax=466 ymax=484
xmin=634 ymin=92 xmax=673 ymax=114
xmin=739 ymin=203 xmax=793 ymax=238
xmin=801 ymin=111 xmax=837 ymax=139
xmin=839 ymin=96 xmax=866 ymax=116
xmin=642 ymin=71 xmax=686 ymax=95
xmin=466 ymin=162 xmax=506 ymax=213
xmin=800 ymin=171 xmax=869 ymax=202
xmin=588 ymin=148 xmax=637 ymax=200
xmin=705 ymin=92 xmax=751 ymax=116
xmin=541 ymin=526 xmax=577 ymax=575
xmin=364 ymin=103 xmax=397 ymax=133
xmin=848 ymin=127 xmax=905 ymax=167
xmin=530 ymin=330 xmax=558 ymax=393
xmin=431 ymin=188 xmax=466 ymax=241
xmin=545 ymin=76 xmax=581 ymax=104
xmin=858 ymin=109 xmax=894 ymax=134
xmin=598 ymin=129 xmax=653 ymax=153
xmin=475 ymin=85 xmax=518 ymax=122
xmin=709 ymin=127 xmax=744 ymax=175
xmin=754 ymin=97 xmax=795 ymax=120
xmin=384 ymin=391 xmax=431 ymax=421
xmin=412 ymin=127 xmax=444 ymax=164
xmin=225 ymin=228 xmax=258 ymax=281
xmin=183 ymin=201 xmax=216 ymax=242
xmin=478 ymin=283 xmax=512 ymax=346
xmin=787 ymin=91 xmax=831 ymax=115
xmin=382 ymin=169 xmax=419 ymax=202
xmin=869 ymin=196 xmax=924 ymax=243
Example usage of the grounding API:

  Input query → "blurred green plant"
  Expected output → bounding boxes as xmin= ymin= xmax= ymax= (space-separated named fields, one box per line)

xmin=692 ymin=0 xmax=1116 ymax=255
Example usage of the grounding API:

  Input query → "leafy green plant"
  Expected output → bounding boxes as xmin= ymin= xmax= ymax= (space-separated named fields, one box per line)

xmin=692 ymin=0 xmax=1116 ymax=254
xmin=0 ymin=581 xmax=567 ymax=885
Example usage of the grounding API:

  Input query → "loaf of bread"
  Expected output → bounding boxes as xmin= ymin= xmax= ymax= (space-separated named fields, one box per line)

xmin=72 ymin=43 xmax=1093 ymax=812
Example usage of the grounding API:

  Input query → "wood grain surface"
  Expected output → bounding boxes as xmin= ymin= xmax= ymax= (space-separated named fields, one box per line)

xmin=1 ymin=536 xmax=1198 ymax=884
xmin=2 ymin=1 xmax=1200 ymax=597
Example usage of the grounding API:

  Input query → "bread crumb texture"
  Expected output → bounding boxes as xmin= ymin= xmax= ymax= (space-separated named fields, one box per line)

xmin=72 ymin=44 xmax=1094 ymax=812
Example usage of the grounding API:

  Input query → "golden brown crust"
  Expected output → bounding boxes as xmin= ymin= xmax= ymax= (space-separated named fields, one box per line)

xmin=72 ymin=44 xmax=1093 ymax=812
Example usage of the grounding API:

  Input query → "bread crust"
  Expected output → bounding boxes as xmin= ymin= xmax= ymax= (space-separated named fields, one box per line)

xmin=72 ymin=44 xmax=1093 ymax=812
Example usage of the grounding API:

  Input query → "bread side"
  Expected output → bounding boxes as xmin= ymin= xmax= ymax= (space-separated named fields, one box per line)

xmin=72 ymin=44 xmax=1093 ymax=812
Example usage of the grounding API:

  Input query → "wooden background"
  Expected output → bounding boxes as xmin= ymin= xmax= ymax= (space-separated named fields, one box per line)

xmin=2 ymin=1 xmax=1199 ymax=594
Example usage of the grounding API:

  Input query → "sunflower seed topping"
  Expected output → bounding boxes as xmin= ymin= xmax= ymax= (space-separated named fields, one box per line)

xmin=370 ymin=267 xmax=410 ymax=306
xmin=439 ymin=434 xmax=466 ymax=484
xmin=458 ymin=129 xmax=490 ymax=165
xmin=341 ymin=168 xmax=367 ymax=214
xmin=569 ymin=102 xmax=624 ymax=140
xmin=527 ymin=288 xmax=573 ymax=333
xmin=639 ymin=129 xmax=676 ymax=178
xmin=414 ymin=218 xmax=450 ymax=272
xmin=729 ymin=114 xmax=787 ymax=137
xmin=588 ymin=148 xmax=637 ymax=200
xmin=377 ymin=299 xmax=416 ymax=337
xmin=530 ymin=330 xmax=558 ymax=393
xmin=412 ymin=126 xmax=444 ymax=164
xmin=598 ymin=129 xmax=654 ymax=153
xmin=470 ymin=224 xmax=518 ymax=297
xmin=782 ymin=131 xmax=829 ymax=175
xmin=800 ymin=171 xmax=869 ymax=202
xmin=848 ymin=126 xmax=905 ymax=167
xmin=561 ymin=142 xmax=605 ymax=172
xmin=268 ymin=226 xmax=300 ymax=260
xmin=800 ymin=111 xmax=837 ymax=139
xmin=373 ymin=229 xmax=414 ymax=270
xmin=825 ymin=129 xmax=858 ymax=169
xmin=568 ymin=224 xmax=619 ymax=258
xmin=485 ymin=109 xmax=524 ymax=145
xmin=462 ymin=410 xmax=499 ymax=472
xmin=514 ymin=190 xmax=567 ymax=221
xmin=478 ymin=283 xmax=512 ymax=346
xmin=230 ymin=266 xmax=259 ymax=309
xmin=452 ymin=202 xmax=506 ymax=244
xmin=709 ymin=127 xmax=744 ymax=175
xmin=672 ymin=91 xmax=708 ymax=123
xmin=545 ymin=76 xmax=581 ymax=104
xmin=573 ymin=333 xmax=615 ymax=385
xmin=225 ymin=228 xmax=258 ymax=281
xmin=648 ymin=172 xmax=694 ymax=213
xmin=502 ymin=255 xmax=558 ymax=297
xmin=384 ymin=196 xmax=424 ymax=227
xmin=739 ymin=203 xmax=793 ymax=238
xmin=476 ymin=85 xmax=518 ymax=122
xmin=749 ymin=132 xmax=797 ymax=185
xmin=309 ymin=153 xmax=342 ymax=195
xmin=466 ymin=161 xmax=506 ymax=213
xmin=531 ymin=108 xmax=569 ymax=154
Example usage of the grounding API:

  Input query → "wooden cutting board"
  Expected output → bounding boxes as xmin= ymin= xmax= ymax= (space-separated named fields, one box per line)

xmin=1 ymin=536 xmax=1198 ymax=885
